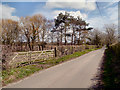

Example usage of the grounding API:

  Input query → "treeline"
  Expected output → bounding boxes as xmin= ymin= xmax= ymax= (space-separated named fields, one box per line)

xmin=0 ymin=12 xmax=118 ymax=51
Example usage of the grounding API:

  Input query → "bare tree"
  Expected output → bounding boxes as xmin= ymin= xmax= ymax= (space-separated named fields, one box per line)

xmin=1 ymin=19 xmax=19 ymax=69
xmin=105 ymin=24 xmax=117 ymax=46
xmin=89 ymin=29 xmax=103 ymax=47
xmin=2 ymin=19 xmax=19 ymax=45
xmin=46 ymin=20 xmax=55 ymax=44
xmin=20 ymin=16 xmax=32 ymax=50
xmin=20 ymin=14 xmax=44 ymax=50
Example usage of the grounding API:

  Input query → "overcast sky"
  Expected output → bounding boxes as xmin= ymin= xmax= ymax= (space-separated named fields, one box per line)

xmin=0 ymin=0 xmax=119 ymax=30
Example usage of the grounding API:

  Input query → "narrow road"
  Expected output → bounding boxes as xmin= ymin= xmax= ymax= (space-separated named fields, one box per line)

xmin=4 ymin=48 xmax=105 ymax=88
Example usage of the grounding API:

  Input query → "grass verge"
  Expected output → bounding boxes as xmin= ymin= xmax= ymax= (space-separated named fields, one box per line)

xmin=2 ymin=48 xmax=100 ymax=86
xmin=95 ymin=43 xmax=120 ymax=89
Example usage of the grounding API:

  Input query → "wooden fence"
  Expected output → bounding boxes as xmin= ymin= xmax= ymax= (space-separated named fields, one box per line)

xmin=9 ymin=49 xmax=54 ymax=68
xmin=2 ymin=45 xmax=96 ymax=68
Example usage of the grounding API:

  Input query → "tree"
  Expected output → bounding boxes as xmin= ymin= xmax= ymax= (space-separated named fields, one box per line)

xmin=20 ymin=14 xmax=45 ymax=50
xmin=30 ymin=15 xmax=44 ymax=50
xmin=54 ymin=12 xmax=71 ymax=45
xmin=75 ymin=17 xmax=89 ymax=45
xmin=69 ymin=16 xmax=76 ymax=45
xmin=53 ymin=12 xmax=92 ymax=45
xmin=2 ymin=19 xmax=19 ymax=45
xmin=20 ymin=16 xmax=32 ymax=50
xmin=1 ymin=19 xmax=19 ymax=69
xmin=89 ymin=29 xmax=103 ymax=47
xmin=38 ymin=19 xmax=55 ymax=50
xmin=46 ymin=20 xmax=55 ymax=44
xmin=105 ymin=24 xmax=116 ymax=46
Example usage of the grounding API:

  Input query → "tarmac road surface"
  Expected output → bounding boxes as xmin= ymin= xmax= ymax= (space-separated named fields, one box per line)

xmin=4 ymin=47 xmax=105 ymax=88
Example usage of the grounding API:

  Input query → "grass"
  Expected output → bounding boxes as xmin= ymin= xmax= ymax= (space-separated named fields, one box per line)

xmin=98 ymin=43 xmax=120 ymax=88
xmin=2 ymin=65 xmax=42 ymax=86
xmin=2 ymin=48 xmax=100 ymax=86
xmin=46 ymin=49 xmax=97 ymax=65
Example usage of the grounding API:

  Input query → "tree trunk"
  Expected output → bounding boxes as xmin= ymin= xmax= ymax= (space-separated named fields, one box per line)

xmin=65 ymin=25 xmax=67 ymax=45
xmin=78 ymin=31 xmax=81 ymax=45
xmin=27 ymin=38 xmax=31 ymax=51
xmin=71 ymin=33 xmax=73 ymax=45
xmin=74 ymin=35 xmax=76 ymax=45
xmin=60 ymin=30 xmax=63 ymax=45
xmin=57 ymin=32 xmax=59 ymax=46
xmin=38 ymin=44 xmax=41 ymax=51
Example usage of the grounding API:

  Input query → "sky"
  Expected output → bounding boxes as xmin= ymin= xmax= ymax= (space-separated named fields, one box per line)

xmin=0 ymin=0 xmax=119 ymax=30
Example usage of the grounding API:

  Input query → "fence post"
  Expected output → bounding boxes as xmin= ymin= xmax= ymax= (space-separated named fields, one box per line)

xmin=54 ymin=47 xmax=57 ymax=57
xmin=29 ymin=51 xmax=31 ymax=64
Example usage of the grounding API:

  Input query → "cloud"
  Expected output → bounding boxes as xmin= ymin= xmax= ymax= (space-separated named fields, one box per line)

xmin=107 ymin=5 xmax=118 ymax=22
xmin=2 ymin=0 xmax=119 ymax=2
xmin=51 ymin=4 xmax=118 ymax=30
xmin=2 ymin=0 xmax=48 ymax=2
xmin=31 ymin=1 xmax=118 ymax=30
xmin=86 ymin=5 xmax=118 ymax=30
xmin=53 ymin=10 xmax=87 ymax=19
xmin=86 ymin=16 xmax=107 ymax=30
xmin=32 ymin=9 xmax=53 ymax=19
xmin=103 ymin=2 xmax=117 ymax=9
xmin=45 ymin=0 xmax=96 ymax=11
xmin=0 ymin=4 xmax=19 ymax=21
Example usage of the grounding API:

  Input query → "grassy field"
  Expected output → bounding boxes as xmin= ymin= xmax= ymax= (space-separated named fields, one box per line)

xmin=2 ymin=48 xmax=99 ymax=86
xmin=98 ymin=43 xmax=120 ymax=88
